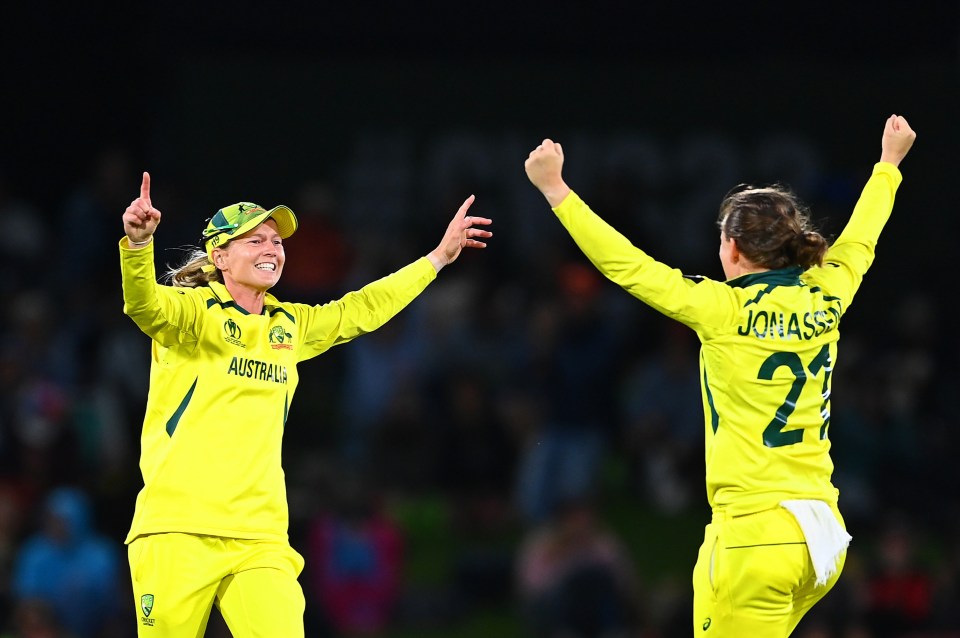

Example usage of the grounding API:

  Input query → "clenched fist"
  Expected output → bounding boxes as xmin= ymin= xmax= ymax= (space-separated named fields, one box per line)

xmin=525 ymin=139 xmax=572 ymax=208
xmin=880 ymin=114 xmax=916 ymax=168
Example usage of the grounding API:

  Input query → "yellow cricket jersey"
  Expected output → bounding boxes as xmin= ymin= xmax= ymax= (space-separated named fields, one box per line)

xmin=119 ymin=239 xmax=437 ymax=543
xmin=553 ymin=162 xmax=902 ymax=516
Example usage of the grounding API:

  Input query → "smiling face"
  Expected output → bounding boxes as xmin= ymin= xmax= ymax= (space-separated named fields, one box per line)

xmin=212 ymin=219 xmax=285 ymax=293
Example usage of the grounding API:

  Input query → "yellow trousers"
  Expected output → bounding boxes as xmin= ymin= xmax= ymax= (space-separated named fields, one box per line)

xmin=128 ymin=533 xmax=305 ymax=637
xmin=692 ymin=505 xmax=846 ymax=637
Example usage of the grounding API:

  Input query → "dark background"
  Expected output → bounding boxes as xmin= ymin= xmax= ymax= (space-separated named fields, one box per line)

xmin=2 ymin=2 xmax=959 ymax=637
xmin=7 ymin=3 xmax=960 ymax=282
xmin=8 ymin=2 xmax=958 ymax=203
xmin=9 ymin=1 xmax=958 ymax=348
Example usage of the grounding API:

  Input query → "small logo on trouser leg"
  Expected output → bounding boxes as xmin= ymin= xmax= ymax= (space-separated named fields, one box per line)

xmin=141 ymin=594 xmax=156 ymax=626
xmin=703 ymin=617 xmax=712 ymax=631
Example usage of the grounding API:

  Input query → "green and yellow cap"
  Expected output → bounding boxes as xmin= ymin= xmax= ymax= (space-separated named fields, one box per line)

xmin=202 ymin=202 xmax=298 ymax=257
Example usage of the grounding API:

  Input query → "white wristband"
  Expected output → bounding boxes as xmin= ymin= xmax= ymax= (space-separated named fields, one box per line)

xmin=129 ymin=236 xmax=153 ymax=246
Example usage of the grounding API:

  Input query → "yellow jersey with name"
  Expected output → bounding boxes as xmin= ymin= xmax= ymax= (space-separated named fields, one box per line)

xmin=120 ymin=240 xmax=436 ymax=543
xmin=552 ymin=162 xmax=902 ymax=515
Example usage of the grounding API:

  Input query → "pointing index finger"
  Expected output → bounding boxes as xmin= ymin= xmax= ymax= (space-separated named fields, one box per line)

xmin=140 ymin=171 xmax=151 ymax=204
xmin=454 ymin=194 xmax=476 ymax=220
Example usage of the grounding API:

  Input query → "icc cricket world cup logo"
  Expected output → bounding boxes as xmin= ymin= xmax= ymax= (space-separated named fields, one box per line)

xmin=223 ymin=318 xmax=245 ymax=348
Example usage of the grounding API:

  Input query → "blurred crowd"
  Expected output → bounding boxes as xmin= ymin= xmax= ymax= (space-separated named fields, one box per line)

xmin=1 ymin=144 xmax=958 ymax=638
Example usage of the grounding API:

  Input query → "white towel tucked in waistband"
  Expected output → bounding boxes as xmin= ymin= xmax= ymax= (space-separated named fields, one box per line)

xmin=780 ymin=499 xmax=852 ymax=587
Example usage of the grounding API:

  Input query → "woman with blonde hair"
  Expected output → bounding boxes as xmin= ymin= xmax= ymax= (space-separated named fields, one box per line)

xmin=120 ymin=173 xmax=491 ymax=637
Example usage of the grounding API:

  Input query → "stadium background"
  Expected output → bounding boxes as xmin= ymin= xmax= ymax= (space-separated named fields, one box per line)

xmin=2 ymin=3 xmax=958 ymax=637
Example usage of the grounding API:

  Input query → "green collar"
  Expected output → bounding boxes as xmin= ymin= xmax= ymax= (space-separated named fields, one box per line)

xmin=729 ymin=267 xmax=805 ymax=307
xmin=728 ymin=266 xmax=803 ymax=289
xmin=207 ymin=281 xmax=280 ymax=316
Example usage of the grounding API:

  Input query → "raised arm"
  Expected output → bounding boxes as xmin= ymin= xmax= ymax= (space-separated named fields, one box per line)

xmin=426 ymin=195 xmax=493 ymax=272
xmin=122 ymin=171 xmax=162 ymax=247
xmin=811 ymin=115 xmax=917 ymax=303
xmin=525 ymin=139 xmax=572 ymax=207
xmin=524 ymin=138 xmax=741 ymax=333
xmin=879 ymin=114 xmax=916 ymax=167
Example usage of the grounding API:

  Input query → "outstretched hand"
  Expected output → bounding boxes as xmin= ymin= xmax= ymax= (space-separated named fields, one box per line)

xmin=427 ymin=195 xmax=493 ymax=271
xmin=525 ymin=138 xmax=572 ymax=207
xmin=123 ymin=171 xmax=162 ymax=246
xmin=880 ymin=114 xmax=916 ymax=168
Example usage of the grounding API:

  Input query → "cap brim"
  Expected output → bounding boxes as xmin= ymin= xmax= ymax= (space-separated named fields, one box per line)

xmin=204 ymin=205 xmax=299 ymax=257
xmin=263 ymin=205 xmax=298 ymax=239
xmin=233 ymin=205 xmax=298 ymax=240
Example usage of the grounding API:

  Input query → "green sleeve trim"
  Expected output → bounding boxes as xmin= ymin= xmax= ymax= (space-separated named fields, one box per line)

xmin=206 ymin=298 xmax=252 ymax=315
xmin=166 ymin=378 xmax=198 ymax=437
xmin=266 ymin=305 xmax=296 ymax=323
xmin=703 ymin=365 xmax=719 ymax=434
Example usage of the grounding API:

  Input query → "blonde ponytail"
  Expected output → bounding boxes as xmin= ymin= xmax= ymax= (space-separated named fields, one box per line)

xmin=163 ymin=249 xmax=221 ymax=288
